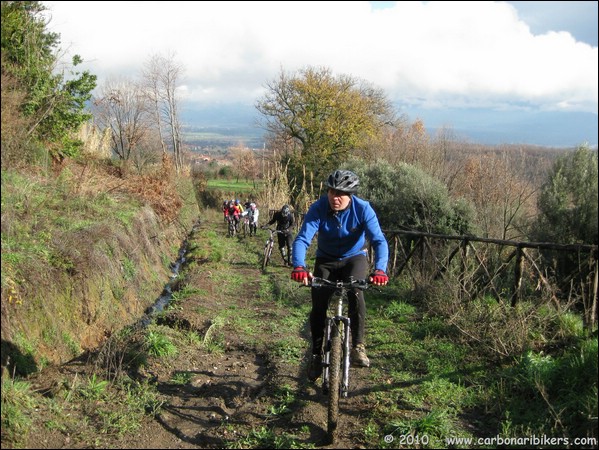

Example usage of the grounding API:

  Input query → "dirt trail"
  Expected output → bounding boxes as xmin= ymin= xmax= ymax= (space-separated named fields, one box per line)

xmin=22 ymin=217 xmax=381 ymax=449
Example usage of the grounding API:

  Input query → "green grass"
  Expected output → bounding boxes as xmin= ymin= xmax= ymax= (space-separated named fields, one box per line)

xmin=207 ymin=178 xmax=264 ymax=191
xmin=170 ymin=371 xmax=193 ymax=385
xmin=1 ymin=377 xmax=36 ymax=445
xmin=79 ymin=374 xmax=110 ymax=400
xmin=1 ymin=165 xmax=197 ymax=376
xmin=68 ymin=375 xmax=163 ymax=440
xmin=145 ymin=326 xmax=179 ymax=358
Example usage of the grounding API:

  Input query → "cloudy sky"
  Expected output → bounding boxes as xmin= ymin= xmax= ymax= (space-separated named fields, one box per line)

xmin=42 ymin=1 xmax=597 ymax=144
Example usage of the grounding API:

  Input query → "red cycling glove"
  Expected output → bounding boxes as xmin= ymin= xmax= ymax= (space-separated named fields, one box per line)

xmin=291 ymin=266 xmax=309 ymax=283
xmin=370 ymin=269 xmax=389 ymax=285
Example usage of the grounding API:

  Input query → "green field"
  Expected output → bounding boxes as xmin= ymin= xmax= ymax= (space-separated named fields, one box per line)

xmin=207 ymin=179 xmax=264 ymax=191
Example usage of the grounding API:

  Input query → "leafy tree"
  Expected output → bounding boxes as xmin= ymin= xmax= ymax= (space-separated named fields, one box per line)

xmin=534 ymin=144 xmax=598 ymax=245
xmin=1 ymin=1 xmax=96 ymax=162
xmin=255 ymin=66 xmax=395 ymax=195
xmin=533 ymin=145 xmax=597 ymax=309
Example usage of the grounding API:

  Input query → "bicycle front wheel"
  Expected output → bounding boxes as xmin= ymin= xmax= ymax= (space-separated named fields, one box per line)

xmin=262 ymin=242 xmax=273 ymax=271
xmin=327 ymin=321 xmax=342 ymax=442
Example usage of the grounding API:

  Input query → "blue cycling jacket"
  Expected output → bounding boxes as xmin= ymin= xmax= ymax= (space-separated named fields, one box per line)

xmin=292 ymin=195 xmax=389 ymax=272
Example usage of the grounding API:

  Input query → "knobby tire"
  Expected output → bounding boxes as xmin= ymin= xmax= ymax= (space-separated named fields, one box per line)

xmin=327 ymin=322 xmax=342 ymax=442
xmin=262 ymin=242 xmax=273 ymax=271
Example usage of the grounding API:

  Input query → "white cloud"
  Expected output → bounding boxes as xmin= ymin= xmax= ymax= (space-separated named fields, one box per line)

xmin=43 ymin=1 xmax=598 ymax=114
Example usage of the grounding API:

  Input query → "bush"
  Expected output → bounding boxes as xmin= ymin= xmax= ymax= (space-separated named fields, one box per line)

xmin=344 ymin=158 xmax=476 ymax=234
xmin=534 ymin=144 xmax=598 ymax=245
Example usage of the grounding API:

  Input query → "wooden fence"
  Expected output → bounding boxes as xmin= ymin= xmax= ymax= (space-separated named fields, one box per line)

xmin=373 ymin=230 xmax=598 ymax=331
xmin=268 ymin=207 xmax=597 ymax=330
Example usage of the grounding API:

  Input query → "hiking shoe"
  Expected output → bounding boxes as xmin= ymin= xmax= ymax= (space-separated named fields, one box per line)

xmin=351 ymin=344 xmax=370 ymax=367
xmin=308 ymin=354 xmax=322 ymax=381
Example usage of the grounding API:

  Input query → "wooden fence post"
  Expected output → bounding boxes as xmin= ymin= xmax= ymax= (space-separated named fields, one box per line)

xmin=459 ymin=238 xmax=469 ymax=299
xmin=511 ymin=246 xmax=524 ymax=307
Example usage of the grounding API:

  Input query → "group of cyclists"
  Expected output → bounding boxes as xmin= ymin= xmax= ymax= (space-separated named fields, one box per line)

xmin=222 ymin=198 xmax=260 ymax=236
xmin=222 ymin=199 xmax=296 ymax=266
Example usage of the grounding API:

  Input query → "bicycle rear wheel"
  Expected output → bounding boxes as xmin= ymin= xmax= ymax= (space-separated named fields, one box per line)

xmin=327 ymin=321 xmax=342 ymax=442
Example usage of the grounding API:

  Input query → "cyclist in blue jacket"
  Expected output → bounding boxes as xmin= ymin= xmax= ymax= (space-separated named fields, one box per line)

xmin=290 ymin=169 xmax=389 ymax=381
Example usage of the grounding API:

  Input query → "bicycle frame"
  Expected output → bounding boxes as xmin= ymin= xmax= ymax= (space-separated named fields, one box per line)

xmin=262 ymin=231 xmax=275 ymax=271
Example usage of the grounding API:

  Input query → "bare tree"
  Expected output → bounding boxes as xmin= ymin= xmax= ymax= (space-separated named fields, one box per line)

xmin=229 ymin=145 xmax=259 ymax=182
xmin=130 ymin=129 xmax=163 ymax=174
xmin=93 ymin=77 xmax=151 ymax=162
xmin=142 ymin=58 xmax=168 ymax=157
xmin=452 ymin=152 xmax=537 ymax=240
xmin=142 ymin=52 xmax=184 ymax=173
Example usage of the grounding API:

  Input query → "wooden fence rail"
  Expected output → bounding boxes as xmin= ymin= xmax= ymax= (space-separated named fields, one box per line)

xmin=373 ymin=230 xmax=598 ymax=331
xmin=271 ymin=207 xmax=597 ymax=331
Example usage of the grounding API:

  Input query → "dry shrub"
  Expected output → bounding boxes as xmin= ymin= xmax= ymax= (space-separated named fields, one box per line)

xmin=420 ymin=279 xmax=554 ymax=360
xmin=121 ymin=155 xmax=182 ymax=223
xmin=45 ymin=156 xmax=182 ymax=226
xmin=60 ymin=155 xmax=182 ymax=224
xmin=125 ymin=174 xmax=181 ymax=223
xmin=1 ymin=72 xmax=36 ymax=168
xmin=94 ymin=324 xmax=147 ymax=380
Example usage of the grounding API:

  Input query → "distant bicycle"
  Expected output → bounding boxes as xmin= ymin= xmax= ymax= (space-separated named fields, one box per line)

xmin=261 ymin=227 xmax=286 ymax=271
xmin=227 ymin=216 xmax=237 ymax=238
xmin=241 ymin=213 xmax=250 ymax=238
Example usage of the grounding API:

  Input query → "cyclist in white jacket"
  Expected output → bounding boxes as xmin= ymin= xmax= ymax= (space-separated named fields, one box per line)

xmin=246 ymin=203 xmax=259 ymax=236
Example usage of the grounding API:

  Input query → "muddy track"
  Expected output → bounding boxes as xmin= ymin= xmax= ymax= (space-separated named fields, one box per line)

xmin=23 ymin=217 xmax=382 ymax=449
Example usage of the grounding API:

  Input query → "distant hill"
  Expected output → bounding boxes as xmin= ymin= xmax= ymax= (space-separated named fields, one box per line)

xmin=406 ymin=107 xmax=598 ymax=148
xmin=180 ymin=102 xmax=598 ymax=149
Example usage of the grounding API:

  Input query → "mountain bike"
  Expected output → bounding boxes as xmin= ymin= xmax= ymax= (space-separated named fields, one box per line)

xmin=308 ymin=276 xmax=371 ymax=444
xmin=241 ymin=213 xmax=250 ymax=237
xmin=227 ymin=216 xmax=237 ymax=237
xmin=261 ymin=228 xmax=286 ymax=271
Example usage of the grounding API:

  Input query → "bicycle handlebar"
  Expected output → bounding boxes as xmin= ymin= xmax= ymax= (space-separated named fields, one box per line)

xmin=309 ymin=276 xmax=370 ymax=290
xmin=263 ymin=227 xmax=288 ymax=235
